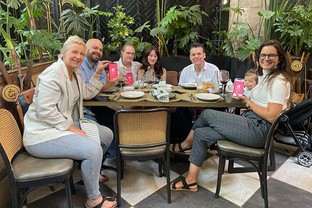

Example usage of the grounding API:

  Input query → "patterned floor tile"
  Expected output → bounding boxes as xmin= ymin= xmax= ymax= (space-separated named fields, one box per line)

xmin=197 ymin=155 xmax=261 ymax=207
xmin=271 ymin=156 xmax=312 ymax=193
xmin=26 ymin=147 xmax=312 ymax=208
xmin=103 ymin=160 xmax=179 ymax=206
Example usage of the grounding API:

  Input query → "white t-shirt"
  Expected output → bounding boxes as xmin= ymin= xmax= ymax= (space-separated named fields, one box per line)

xmin=251 ymin=70 xmax=290 ymax=110
xmin=244 ymin=87 xmax=253 ymax=98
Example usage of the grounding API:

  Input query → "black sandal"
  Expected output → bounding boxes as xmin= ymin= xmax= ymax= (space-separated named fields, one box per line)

xmin=171 ymin=177 xmax=198 ymax=192
xmin=170 ymin=143 xmax=192 ymax=155
xmin=85 ymin=196 xmax=117 ymax=208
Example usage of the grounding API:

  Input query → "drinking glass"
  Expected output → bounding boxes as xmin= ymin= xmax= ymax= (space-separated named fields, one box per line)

xmin=220 ymin=70 xmax=230 ymax=96
xmin=146 ymin=70 xmax=156 ymax=88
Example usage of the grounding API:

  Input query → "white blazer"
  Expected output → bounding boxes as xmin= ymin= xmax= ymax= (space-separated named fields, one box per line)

xmin=23 ymin=58 xmax=103 ymax=146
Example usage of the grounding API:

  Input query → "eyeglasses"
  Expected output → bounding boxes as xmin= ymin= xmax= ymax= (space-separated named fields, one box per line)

xmin=259 ymin=53 xmax=278 ymax=60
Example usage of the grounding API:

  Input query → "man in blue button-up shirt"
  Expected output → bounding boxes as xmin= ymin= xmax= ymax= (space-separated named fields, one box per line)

xmin=79 ymin=38 xmax=119 ymax=169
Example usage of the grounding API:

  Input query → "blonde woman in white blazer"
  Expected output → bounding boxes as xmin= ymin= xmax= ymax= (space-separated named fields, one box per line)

xmin=23 ymin=36 xmax=117 ymax=208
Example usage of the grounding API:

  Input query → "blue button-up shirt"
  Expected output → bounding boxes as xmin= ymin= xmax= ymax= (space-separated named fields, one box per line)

xmin=78 ymin=58 xmax=106 ymax=84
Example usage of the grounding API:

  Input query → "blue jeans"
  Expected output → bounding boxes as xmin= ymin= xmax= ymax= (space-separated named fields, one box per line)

xmin=189 ymin=109 xmax=271 ymax=167
xmin=25 ymin=124 xmax=113 ymax=199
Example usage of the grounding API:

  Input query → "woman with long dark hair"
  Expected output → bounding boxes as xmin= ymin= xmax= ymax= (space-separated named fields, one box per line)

xmin=138 ymin=46 xmax=166 ymax=81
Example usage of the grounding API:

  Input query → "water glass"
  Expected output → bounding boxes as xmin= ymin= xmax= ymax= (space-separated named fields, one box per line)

xmin=197 ymin=81 xmax=203 ymax=92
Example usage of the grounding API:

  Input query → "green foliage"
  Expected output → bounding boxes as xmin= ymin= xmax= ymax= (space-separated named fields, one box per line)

xmin=150 ymin=4 xmax=207 ymax=56
xmin=0 ymin=1 xmax=25 ymax=66
xmin=0 ymin=0 xmax=66 ymax=67
xmin=105 ymin=5 xmax=150 ymax=58
xmin=215 ymin=6 xmax=272 ymax=61
xmin=22 ymin=30 xmax=63 ymax=60
xmin=60 ymin=8 xmax=90 ymax=37
xmin=274 ymin=4 xmax=312 ymax=56
xmin=263 ymin=0 xmax=297 ymax=42
xmin=60 ymin=1 xmax=112 ymax=39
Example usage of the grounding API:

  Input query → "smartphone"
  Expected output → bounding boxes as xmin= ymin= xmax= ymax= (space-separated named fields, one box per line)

xmin=232 ymin=78 xmax=244 ymax=96
xmin=126 ymin=72 xmax=134 ymax=86
xmin=108 ymin=63 xmax=118 ymax=79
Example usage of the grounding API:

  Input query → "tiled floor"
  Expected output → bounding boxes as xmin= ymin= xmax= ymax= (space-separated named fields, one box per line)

xmin=27 ymin=142 xmax=312 ymax=208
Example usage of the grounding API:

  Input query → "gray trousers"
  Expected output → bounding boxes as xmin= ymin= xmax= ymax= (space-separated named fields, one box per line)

xmin=189 ymin=109 xmax=271 ymax=167
xmin=25 ymin=124 xmax=113 ymax=199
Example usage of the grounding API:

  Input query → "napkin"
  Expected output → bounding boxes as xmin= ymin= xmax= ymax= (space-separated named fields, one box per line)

xmin=152 ymin=88 xmax=169 ymax=102
xmin=159 ymin=80 xmax=167 ymax=87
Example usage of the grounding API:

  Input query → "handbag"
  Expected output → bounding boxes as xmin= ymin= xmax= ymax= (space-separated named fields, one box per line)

xmin=16 ymin=88 xmax=35 ymax=129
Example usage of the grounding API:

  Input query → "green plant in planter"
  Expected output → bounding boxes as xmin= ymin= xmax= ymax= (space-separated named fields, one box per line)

xmin=105 ymin=5 xmax=151 ymax=58
xmin=150 ymin=4 xmax=207 ymax=57
xmin=22 ymin=30 xmax=63 ymax=61
xmin=0 ymin=0 xmax=63 ymax=66
xmin=19 ymin=0 xmax=65 ymax=62
xmin=0 ymin=0 xmax=25 ymax=72
xmin=215 ymin=6 xmax=274 ymax=61
xmin=263 ymin=0 xmax=296 ymax=42
xmin=274 ymin=4 xmax=312 ymax=57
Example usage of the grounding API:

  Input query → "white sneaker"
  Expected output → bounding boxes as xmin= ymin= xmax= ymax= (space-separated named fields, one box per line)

xmin=103 ymin=158 xmax=117 ymax=169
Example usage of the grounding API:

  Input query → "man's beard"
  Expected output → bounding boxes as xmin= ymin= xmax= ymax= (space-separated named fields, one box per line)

xmin=87 ymin=51 xmax=101 ymax=63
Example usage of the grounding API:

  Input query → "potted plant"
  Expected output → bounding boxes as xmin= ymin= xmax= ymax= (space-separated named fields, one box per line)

xmin=214 ymin=6 xmax=274 ymax=62
xmin=274 ymin=4 xmax=312 ymax=57
xmin=104 ymin=5 xmax=151 ymax=59
xmin=150 ymin=4 xmax=208 ymax=57
xmin=274 ymin=3 xmax=312 ymax=95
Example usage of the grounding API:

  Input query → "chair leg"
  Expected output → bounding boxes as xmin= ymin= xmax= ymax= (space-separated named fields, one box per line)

xmin=69 ymin=176 xmax=76 ymax=195
xmin=117 ymin=157 xmax=122 ymax=207
xmin=12 ymin=187 xmax=19 ymax=208
xmin=166 ymin=150 xmax=171 ymax=204
xmin=65 ymin=179 xmax=73 ymax=208
xmin=215 ymin=155 xmax=226 ymax=198
xmin=259 ymin=161 xmax=269 ymax=208
xmin=268 ymin=147 xmax=276 ymax=171
xmin=158 ymin=159 xmax=164 ymax=177
xmin=121 ymin=159 xmax=125 ymax=180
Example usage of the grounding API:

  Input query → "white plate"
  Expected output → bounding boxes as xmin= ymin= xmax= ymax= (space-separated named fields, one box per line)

xmin=120 ymin=91 xmax=144 ymax=99
xmin=152 ymin=84 xmax=173 ymax=88
xmin=195 ymin=93 xmax=221 ymax=101
xmin=180 ymin=83 xmax=197 ymax=90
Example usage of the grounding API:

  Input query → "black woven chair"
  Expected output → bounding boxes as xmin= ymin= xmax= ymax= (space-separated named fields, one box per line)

xmin=0 ymin=109 xmax=75 ymax=208
xmin=215 ymin=108 xmax=289 ymax=208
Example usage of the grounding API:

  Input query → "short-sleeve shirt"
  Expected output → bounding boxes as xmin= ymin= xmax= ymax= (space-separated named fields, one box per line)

xmin=252 ymin=70 xmax=290 ymax=110
xmin=78 ymin=58 xmax=106 ymax=84
xmin=114 ymin=58 xmax=141 ymax=81
xmin=178 ymin=61 xmax=220 ymax=85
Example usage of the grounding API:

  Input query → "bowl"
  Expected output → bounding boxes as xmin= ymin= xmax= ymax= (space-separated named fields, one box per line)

xmin=123 ymin=86 xmax=135 ymax=91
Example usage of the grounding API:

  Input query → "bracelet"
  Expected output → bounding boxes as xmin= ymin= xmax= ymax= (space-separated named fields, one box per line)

xmin=246 ymin=101 xmax=251 ymax=108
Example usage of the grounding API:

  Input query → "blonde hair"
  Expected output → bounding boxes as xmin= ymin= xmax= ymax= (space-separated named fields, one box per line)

xmin=244 ymin=69 xmax=258 ymax=84
xmin=60 ymin=35 xmax=86 ymax=58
